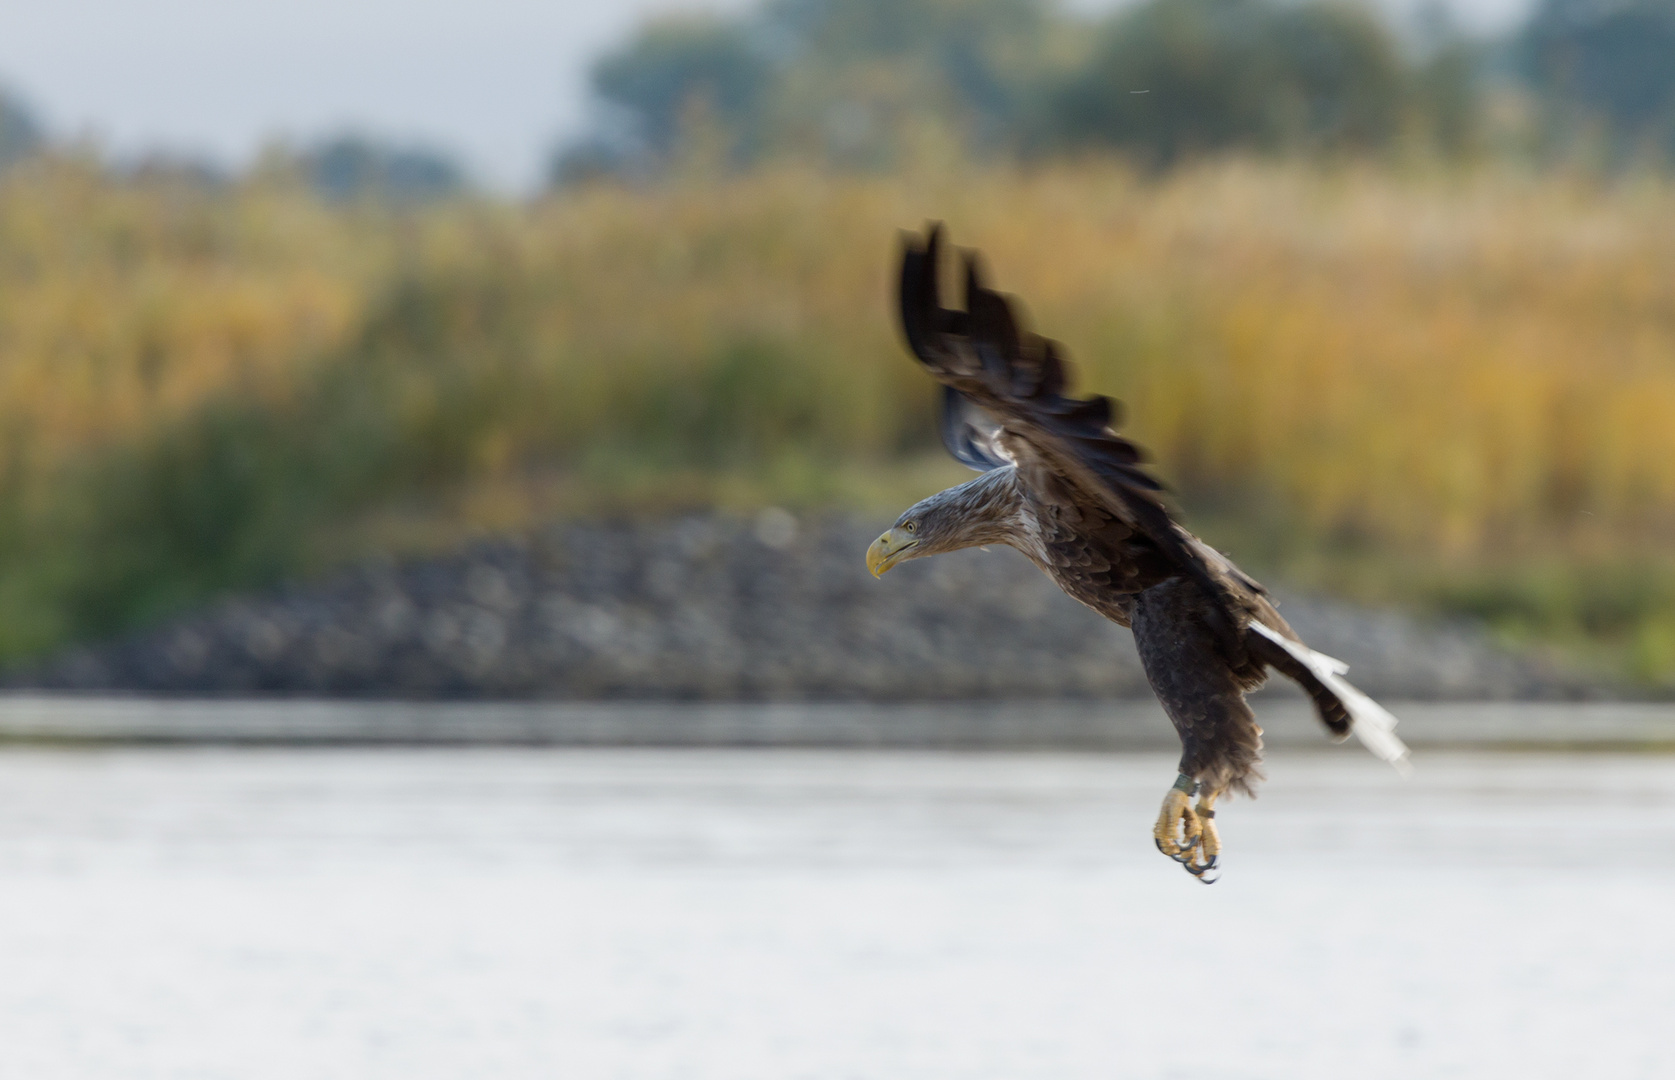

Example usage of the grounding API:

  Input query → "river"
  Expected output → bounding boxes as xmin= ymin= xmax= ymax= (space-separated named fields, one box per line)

xmin=0 ymin=729 xmax=1669 ymax=1078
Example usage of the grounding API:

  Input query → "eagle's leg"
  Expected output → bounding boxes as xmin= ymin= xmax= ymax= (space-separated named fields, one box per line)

xmin=1152 ymin=773 xmax=1203 ymax=862
xmin=1130 ymin=579 xmax=1260 ymax=883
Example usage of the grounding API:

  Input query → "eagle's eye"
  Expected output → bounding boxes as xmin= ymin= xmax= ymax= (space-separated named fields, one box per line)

xmin=904 ymin=522 xmax=916 ymax=534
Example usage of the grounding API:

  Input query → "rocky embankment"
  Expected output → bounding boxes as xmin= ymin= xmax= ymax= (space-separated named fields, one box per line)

xmin=21 ymin=513 xmax=1584 ymax=700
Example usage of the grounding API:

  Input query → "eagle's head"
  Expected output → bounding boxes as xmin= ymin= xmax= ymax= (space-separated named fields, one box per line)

xmin=866 ymin=470 xmax=1022 ymax=577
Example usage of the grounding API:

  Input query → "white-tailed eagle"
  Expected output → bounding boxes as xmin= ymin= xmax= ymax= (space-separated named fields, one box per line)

xmin=867 ymin=225 xmax=1409 ymax=881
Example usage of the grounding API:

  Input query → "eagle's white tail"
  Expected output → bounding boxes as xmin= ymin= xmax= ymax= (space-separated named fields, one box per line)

xmin=1248 ymin=622 xmax=1411 ymax=773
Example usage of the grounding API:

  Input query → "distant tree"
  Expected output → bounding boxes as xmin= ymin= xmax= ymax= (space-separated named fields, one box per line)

xmin=1405 ymin=4 xmax=1486 ymax=158
xmin=765 ymin=0 xmax=1047 ymax=99
xmin=590 ymin=15 xmax=773 ymax=163
xmin=554 ymin=0 xmax=1482 ymax=181
xmin=763 ymin=0 xmax=1055 ymax=160
xmin=301 ymin=135 xmax=467 ymax=203
xmin=1050 ymin=0 xmax=1406 ymax=163
xmin=548 ymin=133 xmax=647 ymax=187
xmin=563 ymin=0 xmax=1057 ymax=177
xmin=0 ymin=85 xmax=44 ymax=170
xmin=1519 ymin=0 xmax=1675 ymax=159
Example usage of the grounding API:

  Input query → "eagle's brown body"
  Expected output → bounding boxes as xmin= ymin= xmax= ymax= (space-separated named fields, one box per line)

xmin=870 ymin=225 xmax=1408 ymax=878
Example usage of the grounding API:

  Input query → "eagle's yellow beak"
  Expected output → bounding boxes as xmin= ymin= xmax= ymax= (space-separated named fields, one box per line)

xmin=866 ymin=528 xmax=918 ymax=577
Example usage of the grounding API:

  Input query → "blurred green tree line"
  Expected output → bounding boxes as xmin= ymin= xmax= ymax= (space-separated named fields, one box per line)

xmin=1520 ymin=0 xmax=1675 ymax=164
xmin=0 ymin=81 xmax=465 ymax=202
xmin=8 ymin=0 xmax=1675 ymax=188
xmin=554 ymin=0 xmax=1675 ymax=180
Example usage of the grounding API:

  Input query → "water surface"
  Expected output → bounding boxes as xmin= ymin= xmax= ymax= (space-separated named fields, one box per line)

xmin=0 ymin=741 xmax=1669 ymax=1079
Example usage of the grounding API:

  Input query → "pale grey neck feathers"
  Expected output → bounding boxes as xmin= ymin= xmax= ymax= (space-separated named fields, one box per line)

xmin=898 ymin=467 xmax=1037 ymax=558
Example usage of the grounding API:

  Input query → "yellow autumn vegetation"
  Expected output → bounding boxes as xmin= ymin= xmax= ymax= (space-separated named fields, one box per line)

xmin=2 ymin=155 xmax=1674 ymax=676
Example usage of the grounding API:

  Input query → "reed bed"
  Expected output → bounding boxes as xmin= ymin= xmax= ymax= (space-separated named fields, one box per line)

xmin=3 ymin=158 xmax=1674 ymax=678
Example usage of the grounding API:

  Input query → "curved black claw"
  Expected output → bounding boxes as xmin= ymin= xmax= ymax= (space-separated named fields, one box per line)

xmin=1182 ymin=855 xmax=1219 ymax=883
xmin=1155 ymin=836 xmax=1200 ymax=864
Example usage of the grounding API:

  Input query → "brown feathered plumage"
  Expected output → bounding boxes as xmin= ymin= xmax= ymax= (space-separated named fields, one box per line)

xmin=883 ymin=224 xmax=1408 ymax=798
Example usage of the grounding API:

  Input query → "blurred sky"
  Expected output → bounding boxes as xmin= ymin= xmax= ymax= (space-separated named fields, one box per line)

xmin=0 ymin=0 xmax=1535 ymax=192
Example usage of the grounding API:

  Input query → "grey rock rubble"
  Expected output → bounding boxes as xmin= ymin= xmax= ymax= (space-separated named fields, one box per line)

xmin=19 ymin=513 xmax=1581 ymax=700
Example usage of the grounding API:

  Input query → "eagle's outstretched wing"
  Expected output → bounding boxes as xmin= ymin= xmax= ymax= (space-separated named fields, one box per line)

xmin=897 ymin=223 xmax=1264 ymax=658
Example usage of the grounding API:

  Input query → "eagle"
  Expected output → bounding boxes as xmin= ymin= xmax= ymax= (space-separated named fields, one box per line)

xmin=866 ymin=225 xmax=1409 ymax=881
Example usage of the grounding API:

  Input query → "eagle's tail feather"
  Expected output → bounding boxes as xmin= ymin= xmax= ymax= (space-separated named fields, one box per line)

xmin=1246 ymin=622 xmax=1412 ymax=773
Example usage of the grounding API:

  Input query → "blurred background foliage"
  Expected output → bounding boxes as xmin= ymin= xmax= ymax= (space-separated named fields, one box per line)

xmin=1518 ymin=0 xmax=1675 ymax=165
xmin=3 ymin=0 xmax=1675 ymax=682
xmin=554 ymin=0 xmax=1675 ymax=177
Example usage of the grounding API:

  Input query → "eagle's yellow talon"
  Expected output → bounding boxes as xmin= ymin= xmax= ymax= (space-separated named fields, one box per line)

xmin=1155 ymin=781 xmax=1224 ymax=881
xmin=1152 ymin=786 xmax=1201 ymax=862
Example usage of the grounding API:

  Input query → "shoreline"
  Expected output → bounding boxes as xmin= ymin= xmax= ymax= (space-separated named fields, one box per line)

xmin=0 ymin=696 xmax=1670 ymax=751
